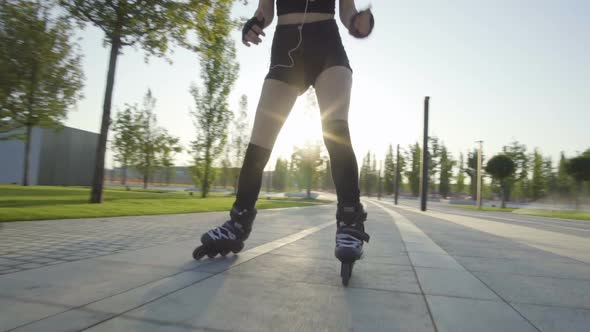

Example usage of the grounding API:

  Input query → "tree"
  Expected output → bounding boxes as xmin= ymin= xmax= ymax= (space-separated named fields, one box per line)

xmin=190 ymin=0 xmax=239 ymax=198
xmin=556 ymin=152 xmax=572 ymax=197
xmin=112 ymin=104 xmax=139 ymax=185
xmin=158 ymin=130 xmax=182 ymax=185
xmin=383 ymin=144 xmax=395 ymax=195
xmin=59 ymin=0 xmax=214 ymax=202
xmin=360 ymin=152 xmax=375 ymax=197
xmin=531 ymin=148 xmax=547 ymax=200
xmin=465 ymin=149 xmax=478 ymax=200
xmin=485 ymin=154 xmax=516 ymax=208
xmin=0 ymin=0 xmax=84 ymax=185
xmin=566 ymin=153 xmax=590 ymax=209
xmin=231 ymin=94 xmax=249 ymax=191
xmin=427 ymin=136 xmax=441 ymax=192
xmin=272 ymin=158 xmax=289 ymax=192
xmin=292 ymin=142 xmax=324 ymax=198
xmin=406 ymin=143 xmax=421 ymax=197
xmin=439 ymin=143 xmax=455 ymax=198
xmin=503 ymin=140 xmax=529 ymax=201
xmin=135 ymin=90 xmax=162 ymax=189
xmin=456 ymin=153 xmax=466 ymax=194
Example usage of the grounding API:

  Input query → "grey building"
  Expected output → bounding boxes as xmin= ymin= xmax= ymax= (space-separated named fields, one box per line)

xmin=0 ymin=126 xmax=98 ymax=186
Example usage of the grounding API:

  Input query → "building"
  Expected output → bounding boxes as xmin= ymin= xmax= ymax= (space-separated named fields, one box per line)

xmin=0 ymin=126 xmax=98 ymax=186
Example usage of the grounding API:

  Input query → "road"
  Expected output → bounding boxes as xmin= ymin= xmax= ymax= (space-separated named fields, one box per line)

xmin=0 ymin=201 xmax=589 ymax=331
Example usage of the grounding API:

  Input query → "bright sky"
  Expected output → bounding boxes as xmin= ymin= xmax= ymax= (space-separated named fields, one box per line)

xmin=66 ymin=0 xmax=590 ymax=171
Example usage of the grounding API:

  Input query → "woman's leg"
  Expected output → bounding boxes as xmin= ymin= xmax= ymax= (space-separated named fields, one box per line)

xmin=314 ymin=66 xmax=360 ymax=207
xmin=234 ymin=78 xmax=299 ymax=210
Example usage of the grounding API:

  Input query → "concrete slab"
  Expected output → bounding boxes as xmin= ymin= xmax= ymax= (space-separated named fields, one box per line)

xmin=474 ymin=272 xmax=590 ymax=309
xmin=426 ymin=295 xmax=538 ymax=332
xmin=512 ymin=303 xmax=590 ymax=332
xmin=10 ymin=271 xmax=211 ymax=332
xmin=85 ymin=275 xmax=436 ymax=332
xmin=225 ymin=253 xmax=421 ymax=293
xmin=415 ymin=267 xmax=499 ymax=300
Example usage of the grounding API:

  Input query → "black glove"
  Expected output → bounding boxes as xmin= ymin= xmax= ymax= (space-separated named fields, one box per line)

xmin=242 ymin=16 xmax=266 ymax=43
xmin=349 ymin=10 xmax=374 ymax=38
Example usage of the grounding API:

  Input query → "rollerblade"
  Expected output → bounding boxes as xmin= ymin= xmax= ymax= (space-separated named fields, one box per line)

xmin=334 ymin=203 xmax=370 ymax=286
xmin=192 ymin=205 xmax=257 ymax=260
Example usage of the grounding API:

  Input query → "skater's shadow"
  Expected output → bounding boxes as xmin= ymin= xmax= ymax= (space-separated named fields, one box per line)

xmin=121 ymin=256 xmax=239 ymax=330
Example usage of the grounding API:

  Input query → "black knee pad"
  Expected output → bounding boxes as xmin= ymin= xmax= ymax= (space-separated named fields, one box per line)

xmin=235 ymin=143 xmax=272 ymax=210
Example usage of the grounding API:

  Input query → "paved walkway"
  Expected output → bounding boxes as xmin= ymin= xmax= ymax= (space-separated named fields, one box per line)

xmin=1 ymin=201 xmax=589 ymax=331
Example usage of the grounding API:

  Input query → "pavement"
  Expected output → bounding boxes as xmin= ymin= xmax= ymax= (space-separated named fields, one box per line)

xmin=1 ymin=200 xmax=589 ymax=331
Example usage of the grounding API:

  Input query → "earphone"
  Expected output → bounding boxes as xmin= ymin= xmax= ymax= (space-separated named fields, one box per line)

xmin=269 ymin=0 xmax=311 ymax=70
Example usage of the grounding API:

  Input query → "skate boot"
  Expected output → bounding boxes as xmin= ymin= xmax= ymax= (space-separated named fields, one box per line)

xmin=334 ymin=203 xmax=370 ymax=286
xmin=192 ymin=205 xmax=257 ymax=260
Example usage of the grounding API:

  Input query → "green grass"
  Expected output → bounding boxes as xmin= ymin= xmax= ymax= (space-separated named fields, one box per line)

xmin=451 ymin=205 xmax=517 ymax=212
xmin=0 ymin=185 xmax=331 ymax=222
xmin=449 ymin=204 xmax=590 ymax=221
xmin=513 ymin=209 xmax=590 ymax=221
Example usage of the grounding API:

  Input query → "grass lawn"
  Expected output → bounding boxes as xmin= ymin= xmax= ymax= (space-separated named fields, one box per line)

xmin=451 ymin=205 xmax=517 ymax=212
xmin=513 ymin=209 xmax=590 ymax=221
xmin=449 ymin=204 xmax=590 ymax=221
xmin=0 ymin=185 xmax=332 ymax=222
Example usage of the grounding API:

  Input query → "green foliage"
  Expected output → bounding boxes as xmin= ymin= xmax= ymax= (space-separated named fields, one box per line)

xmin=455 ymin=153 xmax=466 ymax=193
xmin=567 ymin=154 xmax=590 ymax=183
xmin=530 ymin=148 xmax=547 ymax=200
xmin=405 ymin=143 xmax=421 ymax=197
xmin=190 ymin=0 xmax=239 ymax=198
xmin=383 ymin=144 xmax=395 ymax=195
xmin=438 ymin=143 xmax=455 ymax=198
xmin=503 ymin=140 xmax=529 ymax=200
xmin=291 ymin=142 xmax=325 ymax=198
xmin=272 ymin=158 xmax=289 ymax=192
xmin=112 ymin=104 xmax=140 ymax=184
xmin=360 ymin=151 xmax=378 ymax=197
xmin=0 ymin=0 xmax=84 ymax=133
xmin=485 ymin=154 xmax=515 ymax=208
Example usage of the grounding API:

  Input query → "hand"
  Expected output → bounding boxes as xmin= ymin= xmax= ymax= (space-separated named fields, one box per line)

xmin=350 ymin=9 xmax=374 ymax=38
xmin=242 ymin=10 xmax=266 ymax=47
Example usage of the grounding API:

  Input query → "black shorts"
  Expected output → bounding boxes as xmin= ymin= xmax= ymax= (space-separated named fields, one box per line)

xmin=265 ymin=19 xmax=352 ymax=95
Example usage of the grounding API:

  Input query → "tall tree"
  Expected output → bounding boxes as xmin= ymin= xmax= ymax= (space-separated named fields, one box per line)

xmin=292 ymin=142 xmax=324 ymax=198
xmin=555 ymin=152 xmax=572 ymax=197
xmin=272 ymin=158 xmax=289 ymax=192
xmin=112 ymin=104 xmax=140 ymax=185
xmin=566 ymin=153 xmax=590 ymax=208
xmin=485 ymin=154 xmax=515 ymax=208
xmin=0 ymin=0 xmax=84 ymax=185
xmin=190 ymin=0 xmax=239 ymax=198
xmin=438 ymin=143 xmax=455 ymax=199
xmin=383 ymin=144 xmax=395 ymax=195
xmin=503 ymin=140 xmax=529 ymax=201
xmin=59 ymin=0 xmax=213 ymax=202
xmin=359 ymin=152 xmax=372 ymax=197
xmin=427 ymin=136 xmax=441 ymax=192
xmin=231 ymin=94 xmax=249 ymax=191
xmin=530 ymin=148 xmax=547 ymax=200
xmin=456 ymin=153 xmax=466 ymax=194
xmin=405 ymin=143 xmax=421 ymax=197
xmin=158 ymin=130 xmax=182 ymax=185
xmin=465 ymin=149 xmax=478 ymax=200
xmin=135 ymin=90 xmax=162 ymax=189
xmin=543 ymin=157 xmax=556 ymax=196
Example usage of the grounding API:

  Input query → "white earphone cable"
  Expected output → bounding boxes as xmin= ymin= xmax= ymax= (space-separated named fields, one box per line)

xmin=269 ymin=0 xmax=310 ymax=70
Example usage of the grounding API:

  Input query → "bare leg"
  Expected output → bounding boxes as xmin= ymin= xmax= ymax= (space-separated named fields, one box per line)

xmin=235 ymin=79 xmax=299 ymax=209
xmin=314 ymin=66 xmax=360 ymax=206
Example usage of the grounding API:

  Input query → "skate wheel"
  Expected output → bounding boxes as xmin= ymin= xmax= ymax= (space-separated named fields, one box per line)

xmin=220 ymin=249 xmax=230 ymax=257
xmin=192 ymin=246 xmax=207 ymax=260
xmin=207 ymin=251 xmax=217 ymax=259
xmin=341 ymin=263 xmax=353 ymax=287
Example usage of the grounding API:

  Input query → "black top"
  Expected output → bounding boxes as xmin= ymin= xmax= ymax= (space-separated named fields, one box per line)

xmin=276 ymin=0 xmax=336 ymax=16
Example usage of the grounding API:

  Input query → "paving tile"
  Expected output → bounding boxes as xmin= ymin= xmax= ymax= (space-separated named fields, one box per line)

xmin=474 ymin=271 xmax=590 ymax=309
xmin=415 ymin=267 xmax=499 ymax=300
xmin=86 ymin=275 xmax=435 ymax=332
xmin=426 ymin=295 xmax=538 ymax=332
xmin=512 ymin=303 xmax=590 ymax=332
